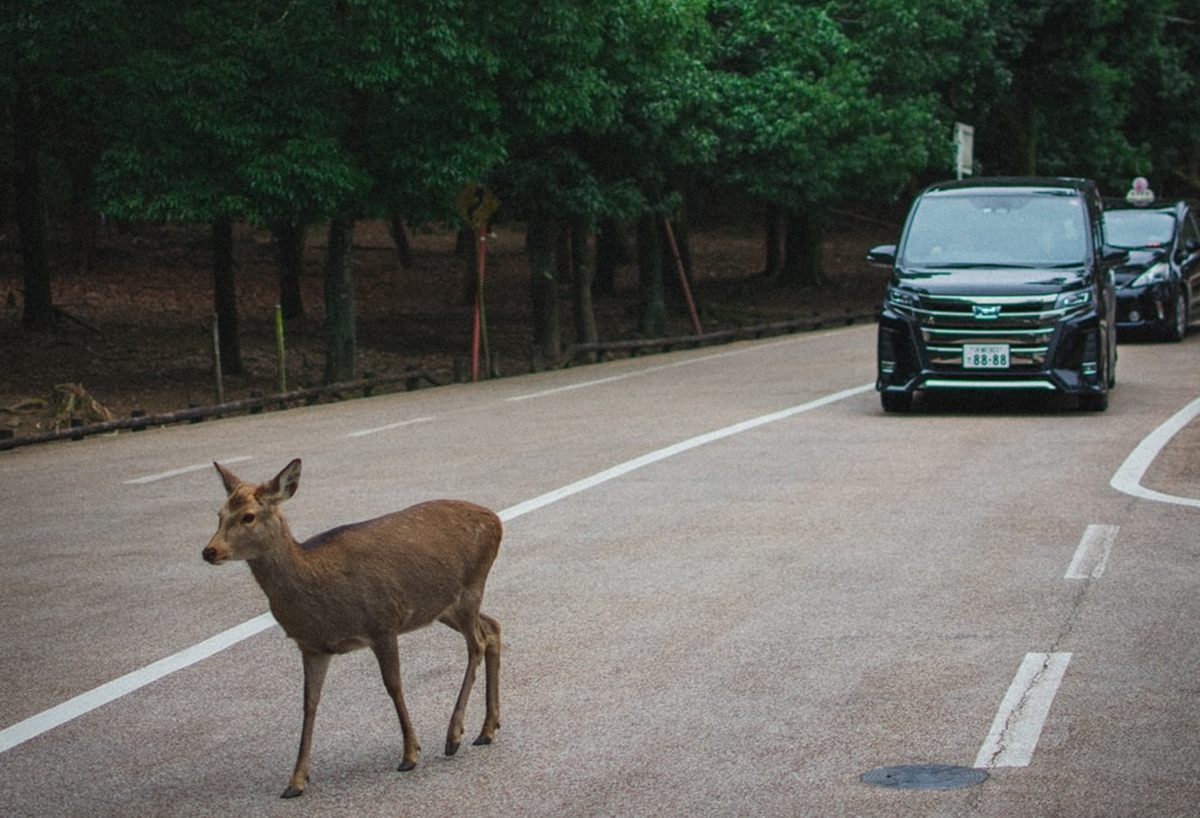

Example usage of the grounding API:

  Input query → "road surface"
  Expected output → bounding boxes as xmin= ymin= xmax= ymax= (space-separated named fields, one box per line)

xmin=2 ymin=323 xmax=1199 ymax=816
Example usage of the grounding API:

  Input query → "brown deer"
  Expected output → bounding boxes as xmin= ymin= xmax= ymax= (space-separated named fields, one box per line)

xmin=202 ymin=458 xmax=502 ymax=798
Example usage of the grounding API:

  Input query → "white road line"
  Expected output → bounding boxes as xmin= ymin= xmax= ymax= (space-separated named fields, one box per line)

xmin=974 ymin=652 xmax=1072 ymax=769
xmin=505 ymin=334 xmax=829 ymax=402
xmin=0 ymin=614 xmax=276 ymax=754
xmin=1064 ymin=524 xmax=1119 ymax=580
xmin=346 ymin=416 xmax=435 ymax=438
xmin=1 ymin=381 xmax=873 ymax=754
xmin=498 ymin=383 xmax=874 ymax=520
xmin=123 ymin=456 xmax=254 ymax=485
xmin=1111 ymin=394 xmax=1200 ymax=508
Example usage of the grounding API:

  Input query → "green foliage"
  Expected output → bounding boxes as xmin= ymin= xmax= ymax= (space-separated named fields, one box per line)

xmin=706 ymin=0 xmax=960 ymax=209
xmin=4 ymin=0 xmax=1200 ymax=238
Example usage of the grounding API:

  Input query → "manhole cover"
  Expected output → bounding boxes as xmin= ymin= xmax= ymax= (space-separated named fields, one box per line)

xmin=861 ymin=764 xmax=989 ymax=791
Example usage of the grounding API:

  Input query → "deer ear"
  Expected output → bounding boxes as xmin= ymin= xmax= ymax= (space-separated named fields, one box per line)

xmin=269 ymin=458 xmax=302 ymax=501
xmin=214 ymin=461 xmax=241 ymax=495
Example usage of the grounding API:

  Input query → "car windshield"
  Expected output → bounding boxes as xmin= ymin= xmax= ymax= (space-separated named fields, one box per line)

xmin=1103 ymin=209 xmax=1176 ymax=249
xmin=900 ymin=191 xmax=1088 ymax=267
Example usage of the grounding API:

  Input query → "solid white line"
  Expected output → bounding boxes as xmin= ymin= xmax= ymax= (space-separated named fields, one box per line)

xmin=123 ymin=456 xmax=253 ymax=485
xmin=346 ymin=416 xmax=435 ymax=438
xmin=974 ymin=652 xmax=1072 ymax=769
xmin=1110 ymin=395 xmax=1200 ymax=508
xmin=498 ymin=383 xmax=875 ymax=521
xmin=1064 ymin=524 xmax=1119 ymax=580
xmin=0 ymin=614 xmax=276 ymax=754
xmin=2 ymin=381 xmax=873 ymax=754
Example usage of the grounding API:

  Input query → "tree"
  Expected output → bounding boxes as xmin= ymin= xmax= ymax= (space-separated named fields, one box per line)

xmin=974 ymin=0 xmax=1148 ymax=181
xmin=488 ymin=0 xmax=713 ymax=348
xmin=2 ymin=0 xmax=129 ymax=330
xmin=1109 ymin=0 xmax=1200 ymax=196
xmin=706 ymin=0 xmax=993 ymax=287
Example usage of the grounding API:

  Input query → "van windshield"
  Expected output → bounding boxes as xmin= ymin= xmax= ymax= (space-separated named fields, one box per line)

xmin=901 ymin=192 xmax=1088 ymax=268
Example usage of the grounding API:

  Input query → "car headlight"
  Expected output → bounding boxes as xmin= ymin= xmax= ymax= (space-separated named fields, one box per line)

xmin=1130 ymin=262 xmax=1170 ymax=288
xmin=1055 ymin=289 xmax=1093 ymax=311
xmin=888 ymin=288 xmax=920 ymax=310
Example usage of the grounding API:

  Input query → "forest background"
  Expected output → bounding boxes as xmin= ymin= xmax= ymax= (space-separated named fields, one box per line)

xmin=2 ymin=0 xmax=1198 ymax=433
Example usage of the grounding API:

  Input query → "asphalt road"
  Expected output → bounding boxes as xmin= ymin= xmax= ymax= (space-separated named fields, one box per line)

xmin=2 ymin=323 xmax=1199 ymax=817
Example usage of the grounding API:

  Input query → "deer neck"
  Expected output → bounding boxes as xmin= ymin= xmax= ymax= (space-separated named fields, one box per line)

xmin=245 ymin=523 xmax=317 ymax=600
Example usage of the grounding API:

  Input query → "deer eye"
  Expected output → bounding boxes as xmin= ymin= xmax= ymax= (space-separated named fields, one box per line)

xmin=241 ymin=513 xmax=256 ymax=525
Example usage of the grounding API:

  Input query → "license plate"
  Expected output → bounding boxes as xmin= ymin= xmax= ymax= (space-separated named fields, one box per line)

xmin=963 ymin=344 xmax=1010 ymax=369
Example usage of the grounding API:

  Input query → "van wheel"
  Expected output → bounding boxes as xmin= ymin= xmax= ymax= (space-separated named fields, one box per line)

xmin=881 ymin=391 xmax=913 ymax=413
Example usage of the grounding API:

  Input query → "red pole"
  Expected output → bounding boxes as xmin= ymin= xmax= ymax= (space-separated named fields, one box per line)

xmin=663 ymin=217 xmax=702 ymax=335
xmin=471 ymin=222 xmax=489 ymax=381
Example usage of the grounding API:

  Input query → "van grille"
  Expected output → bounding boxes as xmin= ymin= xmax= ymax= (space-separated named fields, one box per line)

xmin=891 ymin=293 xmax=1073 ymax=368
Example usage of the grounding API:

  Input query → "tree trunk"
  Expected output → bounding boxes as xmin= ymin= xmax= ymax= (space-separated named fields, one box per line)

xmin=388 ymin=214 xmax=415 ymax=269
xmin=570 ymin=220 xmax=598 ymax=362
xmin=595 ymin=217 xmax=629 ymax=296
xmin=527 ymin=215 xmax=560 ymax=371
xmin=274 ymin=221 xmax=306 ymax=321
xmin=637 ymin=215 xmax=666 ymax=336
xmin=212 ymin=216 xmax=245 ymax=376
xmin=70 ymin=170 xmax=98 ymax=276
xmin=780 ymin=209 xmax=828 ymax=289
xmin=763 ymin=202 xmax=783 ymax=278
xmin=13 ymin=83 xmax=55 ymax=331
xmin=1020 ymin=97 xmax=1039 ymax=176
xmin=323 ymin=218 xmax=357 ymax=384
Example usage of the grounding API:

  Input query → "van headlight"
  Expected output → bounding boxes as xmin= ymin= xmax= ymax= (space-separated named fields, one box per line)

xmin=1055 ymin=289 xmax=1092 ymax=311
xmin=888 ymin=287 xmax=920 ymax=311
xmin=1130 ymin=262 xmax=1170 ymax=288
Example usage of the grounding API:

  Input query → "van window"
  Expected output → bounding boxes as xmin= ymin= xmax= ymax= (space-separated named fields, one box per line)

xmin=901 ymin=193 xmax=1087 ymax=267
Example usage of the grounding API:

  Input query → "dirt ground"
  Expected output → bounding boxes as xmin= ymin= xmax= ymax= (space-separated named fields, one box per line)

xmin=0 ymin=213 xmax=898 ymax=439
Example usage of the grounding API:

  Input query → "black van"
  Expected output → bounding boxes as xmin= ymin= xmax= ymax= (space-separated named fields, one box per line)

xmin=870 ymin=177 xmax=1123 ymax=412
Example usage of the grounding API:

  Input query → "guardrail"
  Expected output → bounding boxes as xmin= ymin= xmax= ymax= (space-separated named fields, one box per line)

xmin=0 ymin=367 xmax=442 ymax=451
xmin=559 ymin=308 xmax=876 ymax=366
xmin=2 ymin=308 xmax=878 ymax=451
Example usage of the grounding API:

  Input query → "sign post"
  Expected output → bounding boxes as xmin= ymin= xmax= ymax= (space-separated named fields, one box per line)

xmin=954 ymin=123 xmax=974 ymax=180
xmin=455 ymin=184 xmax=501 ymax=381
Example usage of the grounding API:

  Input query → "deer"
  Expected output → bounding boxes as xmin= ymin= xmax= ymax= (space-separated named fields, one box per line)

xmin=201 ymin=458 xmax=502 ymax=798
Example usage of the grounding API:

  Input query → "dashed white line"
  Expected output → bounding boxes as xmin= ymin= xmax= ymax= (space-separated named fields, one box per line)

xmin=975 ymin=652 xmax=1073 ymax=769
xmin=505 ymin=335 xmax=829 ymax=402
xmin=346 ymin=416 xmax=435 ymax=438
xmin=123 ymin=456 xmax=253 ymax=485
xmin=1065 ymin=524 xmax=1119 ymax=580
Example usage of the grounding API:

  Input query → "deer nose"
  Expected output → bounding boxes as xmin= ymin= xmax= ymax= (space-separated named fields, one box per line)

xmin=202 ymin=546 xmax=219 ymax=564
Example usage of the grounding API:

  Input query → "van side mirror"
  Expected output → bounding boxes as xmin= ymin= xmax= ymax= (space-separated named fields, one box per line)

xmin=867 ymin=245 xmax=896 ymax=266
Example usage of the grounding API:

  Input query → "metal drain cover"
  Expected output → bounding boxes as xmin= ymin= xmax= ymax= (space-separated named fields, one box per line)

xmin=861 ymin=764 xmax=988 ymax=790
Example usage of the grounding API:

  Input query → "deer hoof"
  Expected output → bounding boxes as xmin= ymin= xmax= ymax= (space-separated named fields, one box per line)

xmin=397 ymin=758 xmax=417 ymax=772
xmin=280 ymin=786 xmax=305 ymax=799
xmin=472 ymin=734 xmax=493 ymax=747
xmin=445 ymin=740 xmax=461 ymax=757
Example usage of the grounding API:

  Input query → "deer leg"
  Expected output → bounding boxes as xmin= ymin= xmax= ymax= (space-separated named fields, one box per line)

xmin=473 ymin=613 xmax=501 ymax=747
xmin=283 ymin=651 xmax=331 ymax=798
xmin=371 ymin=637 xmax=420 ymax=772
xmin=443 ymin=613 xmax=486 ymax=756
